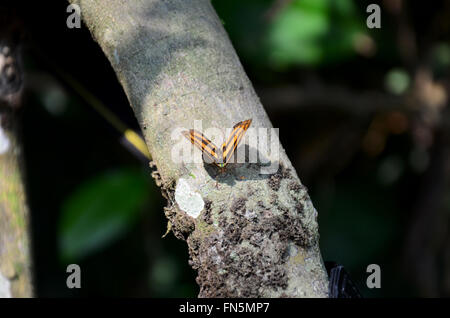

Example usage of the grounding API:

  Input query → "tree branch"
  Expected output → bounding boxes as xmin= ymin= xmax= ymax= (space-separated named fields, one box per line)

xmin=71 ymin=0 xmax=328 ymax=297
xmin=0 ymin=8 xmax=33 ymax=297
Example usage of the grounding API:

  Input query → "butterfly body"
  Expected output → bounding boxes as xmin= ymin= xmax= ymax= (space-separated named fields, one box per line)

xmin=182 ymin=119 xmax=252 ymax=170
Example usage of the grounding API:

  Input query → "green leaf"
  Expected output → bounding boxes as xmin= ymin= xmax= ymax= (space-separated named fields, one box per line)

xmin=267 ymin=0 xmax=364 ymax=68
xmin=212 ymin=0 xmax=366 ymax=69
xmin=59 ymin=168 xmax=151 ymax=261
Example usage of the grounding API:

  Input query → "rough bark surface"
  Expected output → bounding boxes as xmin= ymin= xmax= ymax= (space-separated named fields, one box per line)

xmin=71 ymin=0 xmax=329 ymax=297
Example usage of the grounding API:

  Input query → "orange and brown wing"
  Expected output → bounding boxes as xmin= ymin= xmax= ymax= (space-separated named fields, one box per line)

xmin=221 ymin=119 xmax=252 ymax=164
xmin=182 ymin=129 xmax=220 ymax=164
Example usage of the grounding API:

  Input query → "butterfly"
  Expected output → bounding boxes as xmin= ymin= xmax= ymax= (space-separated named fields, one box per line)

xmin=182 ymin=119 xmax=252 ymax=170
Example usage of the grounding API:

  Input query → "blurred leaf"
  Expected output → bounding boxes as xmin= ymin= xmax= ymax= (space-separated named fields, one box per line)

xmin=59 ymin=168 xmax=151 ymax=261
xmin=213 ymin=0 xmax=365 ymax=70
xmin=266 ymin=0 xmax=365 ymax=68
xmin=267 ymin=2 xmax=329 ymax=66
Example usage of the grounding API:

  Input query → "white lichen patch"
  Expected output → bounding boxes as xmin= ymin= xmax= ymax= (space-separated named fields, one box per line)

xmin=175 ymin=178 xmax=204 ymax=218
xmin=244 ymin=209 xmax=257 ymax=220
xmin=0 ymin=271 xmax=12 ymax=298
xmin=0 ymin=125 xmax=11 ymax=155
xmin=287 ymin=243 xmax=298 ymax=257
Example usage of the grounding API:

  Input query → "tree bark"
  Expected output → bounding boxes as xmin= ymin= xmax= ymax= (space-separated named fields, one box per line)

xmin=0 ymin=10 xmax=33 ymax=297
xmin=0 ymin=112 xmax=33 ymax=298
xmin=70 ymin=0 xmax=329 ymax=297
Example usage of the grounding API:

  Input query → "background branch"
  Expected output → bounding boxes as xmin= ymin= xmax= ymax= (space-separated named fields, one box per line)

xmin=0 ymin=7 xmax=33 ymax=297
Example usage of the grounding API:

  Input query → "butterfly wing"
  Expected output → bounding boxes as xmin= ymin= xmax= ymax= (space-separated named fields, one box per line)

xmin=182 ymin=129 xmax=220 ymax=164
xmin=221 ymin=119 xmax=252 ymax=165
